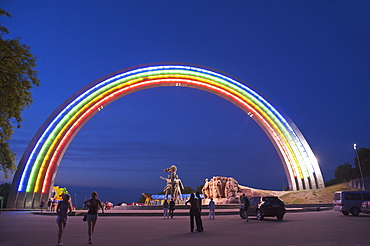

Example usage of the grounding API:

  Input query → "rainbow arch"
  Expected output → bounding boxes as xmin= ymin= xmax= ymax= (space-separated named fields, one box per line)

xmin=8 ymin=63 xmax=324 ymax=208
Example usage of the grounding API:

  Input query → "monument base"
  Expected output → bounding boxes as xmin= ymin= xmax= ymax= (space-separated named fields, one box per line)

xmin=203 ymin=197 xmax=241 ymax=205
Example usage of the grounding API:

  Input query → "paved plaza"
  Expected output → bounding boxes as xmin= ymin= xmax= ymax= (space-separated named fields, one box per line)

xmin=1 ymin=209 xmax=369 ymax=246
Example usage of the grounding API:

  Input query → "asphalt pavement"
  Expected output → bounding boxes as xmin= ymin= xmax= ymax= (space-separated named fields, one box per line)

xmin=1 ymin=209 xmax=369 ymax=246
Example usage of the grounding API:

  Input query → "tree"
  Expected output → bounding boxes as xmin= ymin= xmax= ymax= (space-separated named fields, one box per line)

xmin=195 ymin=185 xmax=203 ymax=194
xmin=0 ymin=9 xmax=39 ymax=178
xmin=182 ymin=186 xmax=195 ymax=194
xmin=324 ymin=178 xmax=340 ymax=187
xmin=334 ymin=163 xmax=357 ymax=182
xmin=0 ymin=182 xmax=11 ymax=208
xmin=354 ymin=147 xmax=370 ymax=177
xmin=138 ymin=193 xmax=152 ymax=203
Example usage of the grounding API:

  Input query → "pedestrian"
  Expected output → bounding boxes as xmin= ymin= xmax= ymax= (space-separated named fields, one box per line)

xmin=185 ymin=193 xmax=203 ymax=232
xmin=40 ymin=199 xmax=45 ymax=213
xmin=83 ymin=191 xmax=105 ymax=244
xmin=195 ymin=192 xmax=204 ymax=231
xmin=56 ymin=194 xmax=73 ymax=246
xmin=241 ymin=194 xmax=250 ymax=222
xmin=195 ymin=191 xmax=203 ymax=211
xmin=47 ymin=198 xmax=52 ymax=212
xmin=208 ymin=198 xmax=215 ymax=219
xmin=52 ymin=199 xmax=57 ymax=212
xmin=163 ymin=199 xmax=169 ymax=219
xmin=169 ymin=198 xmax=175 ymax=218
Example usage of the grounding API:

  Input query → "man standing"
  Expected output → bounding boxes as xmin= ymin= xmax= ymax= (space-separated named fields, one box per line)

xmin=195 ymin=192 xmax=204 ymax=231
xmin=241 ymin=194 xmax=250 ymax=222
xmin=169 ymin=198 xmax=176 ymax=218
xmin=208 ymin=198 xmax=215 ymax=219
xmin=185 ymin=194 xmax=202 ymax=232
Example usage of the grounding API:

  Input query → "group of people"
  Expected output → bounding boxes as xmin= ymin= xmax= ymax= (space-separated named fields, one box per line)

xmin=184 ymin=191 xmax=204 ymax=232
xmin=55 ymin=189 xmax=245 ymax=244
xmin=40 ymin=198 xmax=67 ymax=213
xmin=48 ymin=198 xmax=60 ymax=212
xmin=162 ymin=191 xmax=216 ymax=232
xmin=55 ymin=191 xmax=104 ymax=246
xmin=162 ymin=198 xmax=176 ymax=219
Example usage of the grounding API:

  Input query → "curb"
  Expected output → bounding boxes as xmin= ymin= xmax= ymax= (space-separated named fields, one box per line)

xmin=30 ymin=206 xmax=333 ymax=217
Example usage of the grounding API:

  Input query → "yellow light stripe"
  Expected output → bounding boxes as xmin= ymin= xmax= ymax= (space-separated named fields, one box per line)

xmin=35 ymin=74 xmax=304 ymax=192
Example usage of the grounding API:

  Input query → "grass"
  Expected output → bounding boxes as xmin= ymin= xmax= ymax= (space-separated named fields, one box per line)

xmin=278 ymin=182 xmax=359 ymax=204
xmin=244 ymin=182 xmax=360 ymax=204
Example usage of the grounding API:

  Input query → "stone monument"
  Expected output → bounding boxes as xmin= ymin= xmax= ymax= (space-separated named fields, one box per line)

xmin=160 ymin=165 xmax=184 ymax=200
xmin=202 ymin=176 xmax=243 ymax=204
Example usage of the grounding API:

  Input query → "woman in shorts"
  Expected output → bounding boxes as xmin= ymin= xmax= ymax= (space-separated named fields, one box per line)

xmin=84 ymin=191 xmax=104 ymax=244
xmin=56 ymin=194 xmax=73 ymax=246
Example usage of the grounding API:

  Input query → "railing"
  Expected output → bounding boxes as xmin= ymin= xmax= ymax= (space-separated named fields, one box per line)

xmin=349 ymin=176 xmax=370 ymax=190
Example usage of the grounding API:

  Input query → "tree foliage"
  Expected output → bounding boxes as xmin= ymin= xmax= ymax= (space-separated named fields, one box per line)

xmin=195 ymin=185 xmax=203 ymax=194
xmin=182 ymin=186 xmax=195 ymax=194
xmin=0 ymin=182 xmax=11 ymax=208
xmin=334 ymin=163 xmax=357 ymax=182
xmin=354 ymin=147 xmax=370 ymax=177
xmin=326 ymin=147 xmax=370 ymax=187
xmin=138 ymin=193 xmax=152 ymax=203
xmin=0 ymin=9 xmax=39 ymax=178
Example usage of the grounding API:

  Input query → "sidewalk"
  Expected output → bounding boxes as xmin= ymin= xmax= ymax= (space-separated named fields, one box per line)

xmin=30 ymin=204 xmax=332 ymax=217
xmin=0 ymin=209 xmax=346 ymax=246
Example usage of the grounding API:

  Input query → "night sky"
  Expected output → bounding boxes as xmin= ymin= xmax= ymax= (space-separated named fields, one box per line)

xmin=2 ymin=1 xmax=370 ymax=205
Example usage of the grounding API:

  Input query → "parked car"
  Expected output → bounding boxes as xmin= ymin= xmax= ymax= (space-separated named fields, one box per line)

xmin=105 ymin=201 xmax=114 ymax=210
xmin=333 ymin=191 xmax=370 ymax=216
xmin=240 ymin=196 xmax=286 ymax=221
xmin=361 ymin=201 xmax=370 ymax=214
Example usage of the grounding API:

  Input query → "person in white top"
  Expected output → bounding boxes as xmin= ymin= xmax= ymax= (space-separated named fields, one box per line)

xmin=208 ymin=198 xmax=215 ymax=219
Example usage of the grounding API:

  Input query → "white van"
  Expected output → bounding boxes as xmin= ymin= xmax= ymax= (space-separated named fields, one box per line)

xmin=333 ymin=191 xmax=370 ymax=216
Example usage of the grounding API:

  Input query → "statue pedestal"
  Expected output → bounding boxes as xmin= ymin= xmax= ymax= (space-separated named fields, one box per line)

xmin=203 ymin=197 xmax=241 ymax=205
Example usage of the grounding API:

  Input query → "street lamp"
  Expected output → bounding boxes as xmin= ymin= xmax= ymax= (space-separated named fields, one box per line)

xmin=354 ymin=143 xmax=365 ymax=190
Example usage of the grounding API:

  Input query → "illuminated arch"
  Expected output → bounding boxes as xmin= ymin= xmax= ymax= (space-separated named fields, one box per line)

xmin=8 ymin=63 xmax=324 ymax=208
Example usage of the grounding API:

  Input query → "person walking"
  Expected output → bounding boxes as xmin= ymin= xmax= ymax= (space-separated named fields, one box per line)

xmin=47 ymin=199 xmax=52 ymax=212
xmin=241 ymin=194 xmax=250 ymax=222
xmin=56 ymin=194 xmax=73 ymax=246
xmin=84 ymin=191 xmax=105 ymax=244
xmin=185 ymin=193 xmax=203 ymax=232
xmin=208 ymin=198 xmax=215 ymax=219
xmin=52 ymin=199 xmax=57 ymax=212
xmin=40 ymin=199 xmax=45 ymax=213
xmin=169 ymin=198 xmax=176 ymax=218
xmin=195 ymin=192 xmax=204 ymax=231
xmin=163 ymin=199 xmax=169 ymax=219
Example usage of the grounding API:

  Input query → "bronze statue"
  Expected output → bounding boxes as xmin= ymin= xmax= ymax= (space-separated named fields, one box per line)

xmin=202 ymin=179 xmax=210 ymax=199
xmin=161 ymin=165 xmax=184 ymax=200
xmin=160 ymin=175 xmax=172 ymax=199
xmin=173 ymin=175 xmax=184 ymax=200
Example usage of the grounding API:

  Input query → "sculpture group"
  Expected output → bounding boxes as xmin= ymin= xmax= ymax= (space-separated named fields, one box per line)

xmin=202 ymin=176 xmax=241 ymax=199
xmin=160 ymin=165 xmax=184 ymax=200
xmin=159 ymin=165 xmax=244 ymax=204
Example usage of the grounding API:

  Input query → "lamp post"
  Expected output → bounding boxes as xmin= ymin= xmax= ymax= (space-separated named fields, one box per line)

xmin=354 ymin=143 xmax=365 ymax=190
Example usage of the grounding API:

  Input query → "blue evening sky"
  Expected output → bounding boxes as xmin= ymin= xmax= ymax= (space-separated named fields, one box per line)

xmin=1 ymin=1 xmax=370 ymax=205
